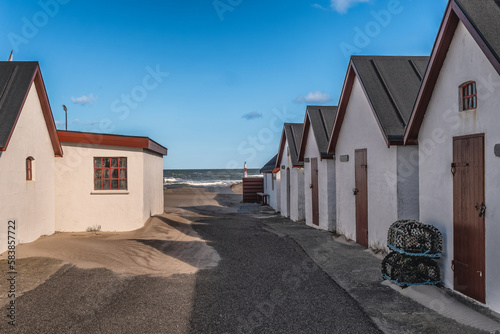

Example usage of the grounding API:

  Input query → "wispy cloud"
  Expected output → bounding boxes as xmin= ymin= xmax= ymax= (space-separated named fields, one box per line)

xmin=330 ymin=0 xmax=370 ymax=14
xmin=71 ymin=93 xmax=96 ymax=106
xmin=55 ymin=120 xmax=64 ymax=127
xmin=312 ymin=3 xmax=328 ymax=10
xmin=295 ymin=91 xmax=332 ymax=104
xmin=242 ymin=111 xmax=263 ymax=120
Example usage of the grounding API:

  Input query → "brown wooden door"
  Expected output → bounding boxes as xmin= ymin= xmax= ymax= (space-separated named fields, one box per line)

xmin=453 ymin=134 xmax=485 ymax=303
xmin=286 ymin=168 xmax=291 ymax=218
xmin=311 ymin=158 xmax=319 ymax=226
xmin=355 ymin=149 xmax=368 ymax=248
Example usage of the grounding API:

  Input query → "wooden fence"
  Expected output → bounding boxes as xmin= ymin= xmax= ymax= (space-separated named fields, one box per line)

xmin=242 ymin=178 xmax=264 ymax=203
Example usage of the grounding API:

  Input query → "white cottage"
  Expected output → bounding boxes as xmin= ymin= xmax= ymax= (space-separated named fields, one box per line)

xmin=260 ymin=154 xmax=280 ymax=212
xmin=327 ymin=56 xmax=427 ymax=249
xmin=0 ymin=62 xmax=62 ymax=252
xmin=55 ymin=131 xmax=167 ymax=232
xmin=276 ymin=123 xmax=305 ymax=221
xmin=297 ymin=106 xmax=337 ymax=231
xmin=404 ymin=0 xmax=500 ymax=311
xmin=0 ymin=61 xmax=167 ymax=253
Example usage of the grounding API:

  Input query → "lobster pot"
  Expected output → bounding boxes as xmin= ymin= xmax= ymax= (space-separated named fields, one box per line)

xmin=387 ymin=220 xmax=443 ymax=257
xmin=382 ymin=252 xmax=441 ymax=287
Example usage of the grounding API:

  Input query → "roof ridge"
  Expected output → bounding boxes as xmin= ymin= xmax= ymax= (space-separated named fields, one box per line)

xmin=369 ymin=59 xmax=405 ymax=126
xmin=318 ymin=108 xmax=329 ymax=141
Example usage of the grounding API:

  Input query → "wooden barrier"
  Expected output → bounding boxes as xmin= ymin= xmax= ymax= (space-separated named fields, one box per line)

xmin=242 ymin=178 xmax=264 ymax=203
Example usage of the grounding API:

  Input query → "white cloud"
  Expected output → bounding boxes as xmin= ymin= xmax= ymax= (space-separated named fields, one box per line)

xmin=295 ymin=91 xmax=332 ymax=104
xmin=330 ymin=0 xmax=370 ymax=14
xmin=242 ymin=111 xmax=263 ymax=120
xmin=311 ymin=3 xmax=328 ymax=10
xmin=71 ymin=93 xmax=96 ymax=106
xmin=55 ymin=120 xmax=64 ymax=127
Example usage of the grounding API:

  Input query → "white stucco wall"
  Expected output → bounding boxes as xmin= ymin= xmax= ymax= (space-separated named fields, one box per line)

xmin=334 ymin=76 xmax=402 ymax=250
xmin=0 ymin=84 xmax=55 ymax=253
xmin=143 ymin=150 xmax=165 ymax=220
xmin=55 ymin=143 xmax=157 ymax=232
xmin=263 ymin=171 xmax=281 ymax=212
xmin=278 ymin=138 xmax=305 ymax=222
xmin=418 ymin=21 xmax=500 ymax=311
xmin=303 ymin=125 xmax=336 ymax=231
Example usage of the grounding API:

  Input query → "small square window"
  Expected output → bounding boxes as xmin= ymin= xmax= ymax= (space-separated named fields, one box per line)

xmin=460 ymin=81 xmax=477 ymax=111
xmin=94 ymin=157 xmax=127 ymax=190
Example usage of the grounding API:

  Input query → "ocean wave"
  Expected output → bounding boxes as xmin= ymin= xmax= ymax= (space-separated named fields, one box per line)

xmin=163 ymin=178 xmax=243 ymax=187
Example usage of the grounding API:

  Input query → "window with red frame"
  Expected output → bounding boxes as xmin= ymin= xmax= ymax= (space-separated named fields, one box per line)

xmin=94 ymin=157 xmax=127 ymax=190
xmin=26 ymin=157 xmax=33 ymax=181
xmin=461 ymin=81 xmax=477 ymax=111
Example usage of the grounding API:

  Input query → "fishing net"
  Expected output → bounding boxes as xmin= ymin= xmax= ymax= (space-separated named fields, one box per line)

xmin=387 ymin=220 xmax=443 ymax=258
xmin=381 ymin=252 xmax=441 ymax=287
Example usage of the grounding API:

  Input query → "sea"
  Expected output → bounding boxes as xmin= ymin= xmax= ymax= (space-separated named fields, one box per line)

xmin=163 ymin=169 xmax=262 ymax=188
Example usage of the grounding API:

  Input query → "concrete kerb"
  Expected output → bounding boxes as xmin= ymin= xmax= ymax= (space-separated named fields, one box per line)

xmin=251 ymin=210 xmax=498 ymax=334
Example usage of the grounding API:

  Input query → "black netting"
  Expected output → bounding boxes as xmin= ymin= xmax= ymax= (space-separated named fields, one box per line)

xmin=387 ymin=220 xmax=443 ymax=257
xmin=382 ymin=252 xmax=441 ymax=287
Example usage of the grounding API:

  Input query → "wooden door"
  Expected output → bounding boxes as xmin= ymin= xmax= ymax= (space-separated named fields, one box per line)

xmin=286 ymin=168 xmax=291 ymax=218
xmin=311 ymin=158 xmax=319 ymax=226
xmin=452 ymin=134 xmax=485 ymax=303
xmin=355 ymin=149 xmax=368 ymax=248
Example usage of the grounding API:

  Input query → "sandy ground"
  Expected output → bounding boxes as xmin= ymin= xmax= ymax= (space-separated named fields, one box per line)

xmin=0 ymin=185 xmax=240 ymax=308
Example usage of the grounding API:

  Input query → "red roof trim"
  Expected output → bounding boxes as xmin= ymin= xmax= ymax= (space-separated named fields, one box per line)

xmin=404 ymin=2 xmax=457 ymax=144
xmin=272 ymin=167 xmax=280 ymax=174
xmin=57 ymin=131 xmax=168 ymax=156
xmin=404 ymin=0 xmax=500 ymax=144
xmin=327 ymin=60 xmax=390 ymax=154
xmin=0 ymin=66 xmax=63 ymax=157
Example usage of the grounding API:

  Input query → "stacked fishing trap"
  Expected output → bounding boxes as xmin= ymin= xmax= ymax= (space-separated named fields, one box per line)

xmin=382 ymin=220 xmax=443 ymax=287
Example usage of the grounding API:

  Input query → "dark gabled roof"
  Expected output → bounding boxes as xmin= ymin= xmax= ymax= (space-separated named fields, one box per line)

xmin=298 ymin=106 xmax=337 ymax=160
xmin=352 ymin=56 xmax=428 ymax=140
xmin=276 ymin=123 xmax=304 ymax=168
xmin=405 ymin=0 xmax=500 ymax=144
xmin=260 ymin=154 xmax=278 ymax=173
xmin=0 ymin=62 xmax=39 ymax=147
xmin=328 ymin=56 xmax=428 ymax=153
xmin=455 ymin=0 xmax=500 ymax=69
xmin=0 ymin=61 xmax=62 ymax=156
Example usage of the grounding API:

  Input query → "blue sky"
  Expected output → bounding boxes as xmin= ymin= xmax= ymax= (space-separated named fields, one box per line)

xmin=1 ymin=0 xmax=448 ymax=169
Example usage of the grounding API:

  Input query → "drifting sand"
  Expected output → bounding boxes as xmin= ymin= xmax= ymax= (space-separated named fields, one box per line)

xmin=0 ymin=186 xmax=238 ymax=307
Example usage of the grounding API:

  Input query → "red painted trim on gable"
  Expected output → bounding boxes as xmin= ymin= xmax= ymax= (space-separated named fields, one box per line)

xmin=57 ymin=131 xmax=168 ymax=156
xmin=328 ymin=63 xmax=355 ymax=154
xmin=327 ymin=60 xmax=391 ymax=154
xmin=403 ymin=0 xmax=500 ymax=144
xmin=453 ymin=2 xmax=500 ymax=76
xmin=272 ymin=167 xmax=280 ymax=174
xmin=404 ymin=2 xmax=457 ymax=144
xmin=0 ymin=66 xmax=63 ymax=157
xmin=34 ymin=67 xmax=63 ymax=157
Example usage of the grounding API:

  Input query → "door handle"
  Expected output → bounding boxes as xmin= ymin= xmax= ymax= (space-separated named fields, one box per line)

xmin=479 ymin=202 xmax=486 ymax=217
xmin=353 ymin=188 xmax=359 ymax=195
xmin=310 ymin=184 xmax=313 ymax=189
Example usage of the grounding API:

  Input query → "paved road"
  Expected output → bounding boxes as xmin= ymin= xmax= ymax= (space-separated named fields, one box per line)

xmin=1 ymin=201 xmax=381 ymax=333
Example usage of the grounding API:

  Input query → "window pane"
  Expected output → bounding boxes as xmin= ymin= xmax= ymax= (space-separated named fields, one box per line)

xmin=472 ymin=82 xmax=476 ymax=93
xmin=104 ymin=158 xmax=110 ymax=167
xmin=111 ymin=180 xmax=119 ymax=189
xmin=473 ymin=96 xmax=476 ymax=108
xmin=119 ymin=169 xmax=127 ymax=179
xmin=94 ymin=180 xmax=102 ymax=190
xmin=94 ymin=169 xmax=102 ymax=179
xmin=120 ymin=158 xmax=127 ymax=167
xmin=111 ymin=158 xmax=118 ymax=167
xmin=111 ymin=169 xmax=118 ymax=178
xmin=119 ymin=180 xmax=127 ymax=190
xmin=94 ymin=158 xmax=101 ymax=168
xmin=104 ymin=169 xmax=110 ymax=178
xmin=103 ymin=180 xmax=111 ymax=189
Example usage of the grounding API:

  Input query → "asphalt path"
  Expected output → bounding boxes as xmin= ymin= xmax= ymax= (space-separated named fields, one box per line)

xmin=1 ymin=203 xmax=381 ymax=333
